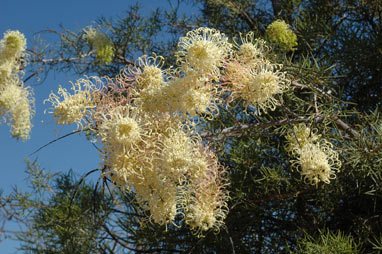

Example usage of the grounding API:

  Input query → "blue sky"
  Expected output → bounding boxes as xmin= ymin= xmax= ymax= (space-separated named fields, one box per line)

xmin=0 ymin=1 xmax=199 ymax=252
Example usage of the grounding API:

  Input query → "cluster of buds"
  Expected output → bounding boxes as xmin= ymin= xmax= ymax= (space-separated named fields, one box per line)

xmin=0 ymin=30 xmax=34 ymax=140
xmin=83 ymin=26 xmax=114 ymax=65
xmin=266 ymin=20 xmax=298 ymax=51
xmin=285 ymin=124 xmax=341 ymax=187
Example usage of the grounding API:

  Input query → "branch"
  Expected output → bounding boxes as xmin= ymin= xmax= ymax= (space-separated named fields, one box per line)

xmin=116 ymin=55 xmax=135 ymax=66
xmin=244 ymin=189 xmax=309 ymax=204
xmin=291 ymin=81 xmax=360 ymax=138
xmin=29 ymin=129 xmax=85 ymax=156
xmin=102 ymin=223 xmax=184 ymax=253
xmin=200 ymin=116 xmax=309 ymax=139
xmin=332 ymin=115 xmax=360 ymax=138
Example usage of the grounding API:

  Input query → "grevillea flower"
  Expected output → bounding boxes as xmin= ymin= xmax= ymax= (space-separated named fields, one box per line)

xmin=97 ymin=103 xmax=228 ymax=232
xmin=160 ymin=129 xmax=194 ymax=174
xmin=227 ymin=62 xmax=289 ymax=113
xmin=45 ymin=78 xmax=97 ymax=128
xmin=0 ymin=82 xmax=34 ymax=140
xmin=266 ymin=20 xmax=297 ymax=51
xmin=0 ymin=30 xmax=27 ymax=87
xmin=100 ymin=113 xmax=186 ymax=225
xmin=127 ymin=54 xmax=166 ymax=89
xmin=285 ymin=123 xmax=320 ymax=155
xmin=182 ymin=146 xmax=229 ymax=235
xmin=0 ymin=30 xmax=33 ymax=140
xmin=176 ymin=27 xmax=232 ymax=78
xmin=0 ymin=30 xmax=26 ymax=60
xmin=297 ymin=142 xmax=341 ymax=186
xmin=286 ymin=124 xmax=341 ymax=187
xmin=98 ymin=105 xmax=142 ymax=147
xmin=163 ymin=72 xmax=217 ymax=117
xmin=134 ymin=84 xmax=169 ymax=114
xmin=234 ymin=31 xmax=269 ymax=64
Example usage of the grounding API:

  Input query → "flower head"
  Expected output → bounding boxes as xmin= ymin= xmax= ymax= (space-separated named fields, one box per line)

xmin=298 ymin=142 xmax=341 ymax=186
xmin=164 ymin=73 xmax=215 ymax=117
xmin=0 ymin=30 xmax=26 ymax=60
xmin=286 ymin=124 xmax=341 ymax=187
xmin=285 ymin=123 xmax=320 ymax=154
xmin=127 ymin=54 xmax=165 ymax=89
xmin=182 ymin=146 xmax=229 ymax=235
xmin=45 ymin=78 xmax=97 ymax=128
xmin=134 ymin=84 xmax=169 ymax=113
xmin=176 ymin=27 xmax=232 ymax=78
xmin=0 ymin=82 xmax=34 ymax=140
xmin=98 ymin=105 xmax=142 ymax=146
xmin=227 ymin=62 xmax=289 ymax=113
xmin=234 ymin=32 xmax=269 ymax=64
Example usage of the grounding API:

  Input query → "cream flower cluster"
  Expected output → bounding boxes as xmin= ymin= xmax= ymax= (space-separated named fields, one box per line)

xmin=176 ymin=27 xmax=232 ymax=79
xmin=0 ymin=30 xmax=34 ymax=140
xmin=128 ymin=28 xmax=233 ymax=118
xmin=222 ymin=30 xmax=290 ymax=113
xmin=44 ymin=26 xmax=296 ymax=234
xmin=45 ymin=78 xmax=97 ymax=129
xmin=226 ymin=61 xmax=289 ymax=113
xmin=286 ymin=124 xmax=341 ymax=186
xmin=96 ymin=104 xmax=229 ymax=233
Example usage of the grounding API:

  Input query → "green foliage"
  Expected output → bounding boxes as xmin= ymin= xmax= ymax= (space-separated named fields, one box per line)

xmin=3 ymin=161 xmax=114 ymax=254
xmin=294 ymin=229 xmax=360 ymax=254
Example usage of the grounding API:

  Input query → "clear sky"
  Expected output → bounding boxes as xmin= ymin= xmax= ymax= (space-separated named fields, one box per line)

xmin=0 ymin=1 xmax=199 ymax=252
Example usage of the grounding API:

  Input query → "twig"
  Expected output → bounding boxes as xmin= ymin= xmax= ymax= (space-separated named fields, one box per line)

xmin=66 ymin=167 xmax=102 ymax=220
xmin=200 ymin=117 xmax=309 ymax=139
xmin=103 ymin=223 xmax=184 ymax=253
xmin=225 ymin=227 xmax=236 ymax=254
xmin=244 ymin=189 xmax=309 ymax=204
xmin=29 ymin=129 xmax=85 ymax=156
xmin=332 ymin=115 xmax=360 ymax=138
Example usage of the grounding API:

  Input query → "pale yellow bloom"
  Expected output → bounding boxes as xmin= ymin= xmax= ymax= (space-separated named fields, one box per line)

xmin=98 ymin=105 xmax=142 ymax=147
xmin=0 ymin=82 xmax=23 ymax=111
xmin=134 ymin=84 xmax=169 ymax=113
xmin=0 ymin=30 xmax=27 ymax=87
xmin=45 ymin=78 xmax=97 ymax=128
xmin=164 ymin=73 xmax=215 ymax=117
xmin=10 ymin=92 xmax=33 ymax=140
xmin=160 ymin=129 xmax=194 ymax=174
xmin=98 ymin=108 xmax=228 ymax=232
xmin=129 ymin=54 xmax=165 ymax=89
xmin=177 ymin=27 xmax=232 ymax=78
xmin=0 ymin=82 xmax=34 ymax=140
xmin=0 ymin=30 xmax=33 ymax=140
xmin=0 ymin=30 xmax=26 ymax=60
xmin=285 ymin=123 xmax=320 ymax=154
xmin=0 ymin=62 xmax=13 ymax=85
xmin=229 ymin=63 xmax=289 ymax=113
xmin=235 ymin=32 xmax=269 ymax=64
xmin=286 ymin=124 xmax=341 ymax=187
xmin=298 ymin=142 xmax=341 ymax=186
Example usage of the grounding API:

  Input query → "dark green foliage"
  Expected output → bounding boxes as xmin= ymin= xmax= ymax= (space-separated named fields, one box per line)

xmin=10 ymin=161 xmax=114 ymax=254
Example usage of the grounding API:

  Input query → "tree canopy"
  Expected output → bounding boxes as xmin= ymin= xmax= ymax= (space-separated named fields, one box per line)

xmin=1 ymin=0 xmax=382 ymax=253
